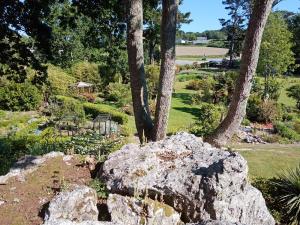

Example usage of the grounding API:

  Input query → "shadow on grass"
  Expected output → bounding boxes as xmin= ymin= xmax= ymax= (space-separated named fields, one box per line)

xmin=172 ymin=92 xmax=193 ymax=105
xmin=173 ymin=107 xmax=201 ymax=118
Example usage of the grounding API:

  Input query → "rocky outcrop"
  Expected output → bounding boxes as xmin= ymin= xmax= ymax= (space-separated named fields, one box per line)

xmin=45 ymin=185 xmax=99 ymax=222
xmin=43 ymin=185 xmax=182 ymax=225
xmin=43 ymin=220 xmax=118 ymax=225
xmin=107 ymin=194 xmax=182 ymax=225
xmin=189 ymin=221 xmax=244 ymax=225
xmin=101 ymin=132 xmax=275 ymax=225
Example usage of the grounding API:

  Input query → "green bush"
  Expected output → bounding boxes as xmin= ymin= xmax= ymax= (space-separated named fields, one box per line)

xmin=274 ymin=122 xmax=300 ymax=141
xmin=61 ymin=132 xmax=125 ymax=161
xmin=247 ymin=95 xmax=281 ymax=123
xmin=145 ymin=64 xmax=160 ymax=99
xmin=71 ymin=61 xmax=101 ymax=89
xmin=89 ymin=179 xmax=109 ymax=199
xmin=51 ymin=95 xmax=85 ymax=120
xmin=186 ymin=80 xmax=202 ymax=90
xmin=47 ymin=64 xmax=76 ymax=96
xmin=272 ymin=164 xmax=300 ymax=224
xmin=0 ymin=82 xmax=42 ymax=111
xmin=189 ymin=103 xmax=224 ymax=137
xmin=286 ymin=84 xmax=300 ymax=109
xmin=106 ymin=82 xmax=131 ymax=107
xmin=83 ymin=102 xmax=128 ymax=124
xmin=252 ymin=177 xmax=282 ymax=222
xmin=294 ymin=120 xmax=300 ymax=134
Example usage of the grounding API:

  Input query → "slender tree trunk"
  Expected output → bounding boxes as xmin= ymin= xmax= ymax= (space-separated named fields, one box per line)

xmin=149 ymin=40 xmax=155 ymax=64
xmin=153 ymin=0 xmax=178 ymax=141
xmin=126 ymin=0 xmax=153 ymax=143
xmin=205 ymin=0 xmax=274 ymax=147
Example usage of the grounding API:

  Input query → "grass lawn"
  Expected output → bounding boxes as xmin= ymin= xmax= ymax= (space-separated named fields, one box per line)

xmin=231 ymin=143 xmax=300 ymax=178
xmin=277 ymin=77 xmax=300 ymax=107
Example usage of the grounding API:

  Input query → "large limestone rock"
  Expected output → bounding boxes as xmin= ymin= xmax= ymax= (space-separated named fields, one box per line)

xmin=43 ymin=220 xmax=118 ymax=225
xmin=101 ymin=132 xmax=275 ymax=225
xmin=45 ymin=185 xmax=99 ymax=222
xmin=107 ymin=194 xmax=183 ymax=225
xmin=189 ymin=220 xmax=244 ymax=225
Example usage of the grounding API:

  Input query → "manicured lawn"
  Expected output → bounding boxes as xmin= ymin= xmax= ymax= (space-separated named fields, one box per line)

xmin=127 ymin=72 xmax=300 ymax=139
xmin=277 ymin=77 xmax=300 ymax=107
xmin=231 ymin=143 xmax=300 ymax=178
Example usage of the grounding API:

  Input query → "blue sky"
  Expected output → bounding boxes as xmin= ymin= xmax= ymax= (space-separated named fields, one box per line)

xmin=179 ymin=0 xmax=300 ymax=32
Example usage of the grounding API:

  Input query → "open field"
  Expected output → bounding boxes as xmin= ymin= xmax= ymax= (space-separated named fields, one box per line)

xmin=176 ymin=46 xmax=228 ymax=56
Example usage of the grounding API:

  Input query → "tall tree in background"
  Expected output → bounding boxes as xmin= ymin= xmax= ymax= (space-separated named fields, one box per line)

xmin=144 ymin=0 xmax=191 ymax=64
xmin=257 ymin=12 xmax=295 ymax=75
xmin=220 ymin=0 xmax=249 ymax=67
xmin=206 ymin=0 xmax=275 ymax=147
xmin=0 ymin=0 xmax=52 ymax=85
xmin=153 ymin=0 xmax=178 ymax=141
xmin=126 ymin=0 xmax=153 ymax=143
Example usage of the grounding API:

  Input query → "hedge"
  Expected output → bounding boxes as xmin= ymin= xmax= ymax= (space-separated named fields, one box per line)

xmin=83 ymin=102 xmax=128 ymax=124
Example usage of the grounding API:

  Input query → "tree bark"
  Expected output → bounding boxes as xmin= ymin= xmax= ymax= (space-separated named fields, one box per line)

xmin=153 ymin=0 xmax=178 ymax=141
xmin=205 ymin=0 xmax=274 ymax=147
xmin=126 ymin=0 xmax=153 ymax=143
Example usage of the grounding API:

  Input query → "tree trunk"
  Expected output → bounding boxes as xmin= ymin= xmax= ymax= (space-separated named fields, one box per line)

xmin=205 ymin=0 xmax=274 ymax=147
xmin=126 ymin=0 xmax=153 ymax=143
xmin=149 ymin=40 xmax=155 ymax=64
xmin=153 ymin=0 xmax=178 ymax=141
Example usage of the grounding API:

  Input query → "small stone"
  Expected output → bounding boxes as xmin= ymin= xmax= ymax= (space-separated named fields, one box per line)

xmin=9 ymin=186 xmax=16 ymax=191
xmin=0 ymin=200 xmax=5 ymax=206
xmin=13 ymin=198 xmax=20 ymax=203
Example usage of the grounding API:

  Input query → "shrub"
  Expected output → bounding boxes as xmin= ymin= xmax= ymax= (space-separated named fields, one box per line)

xmin=274 ymin=122 xmax=300 ymax=141
xmin=89 ymin=179 xmax=109 ymax=199
xmin=189 ymin=103 xmax=224 ymax=137
xmin=61 ymin=132 xmax=125 ymax=161
xmin=286 ymin=84 xmax=300 ymax=109
xmin=106 ymin=82 xmax=131 ymax=107
xmin=252 ymin=177 xmax=282 ymax=222
xmin=272 ymin=164 xmax=300 ymax=224
xmin=247 ymin=95 xmax=281 ymax=123
xmin=83 ymin=102 xmax=128 ymax=124
xmin=71 ymin=61 xmax=101 ymax=89
xmin=47 ymin=64 xmax=76 ymax=96
xmin=0 ymin=82 xmax=42 ymax=111
xmin=294 ymin=120 xmax=300 ymax=134
xmin=145 ymin=65 xmax=160 ymax=98
xmin=51 ymin=95 xmax=85 ymax=120
xmin=186 ymin=80 xmax=202 ymax=90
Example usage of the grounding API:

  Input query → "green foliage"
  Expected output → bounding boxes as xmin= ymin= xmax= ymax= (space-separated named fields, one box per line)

xmin=106 ymin=82 xmax=131 ymax=107
xmin=71 ymin=61 xmax=101 ymax=88
xmin=62 ymin=132 xmax=124 ymax=161
xmin=89 ymin=179 xmax=109 ymax=199
xmin=272 ymin=164 xmax=300 ymax=224
xmin=286 ymin=84 xmax=300 ymax=109
xmin=274 ymin=122 xmax=300 ymax=141
xmin=51 ymin=95 xmax=85 ymax=120
xmin=189 ymin=103 xmax=224 ymax=137
xmin=145 ymin=65 xmax=160 ymax=98
xmin=83 ymin=102 xmax=128 ymax=124
xmin=258 ymin=13 xmax=295 ymax=75
xmin=47 ymin=64 xmax=76 ymax=96
xmin=252 ymin=177 xmax=282 ymax=222
xmin=0 ymin=82 xmax=42 ymax=111
xmin=190 ymin=72 xmax=237 ymax=105
xmin=246 ymin=95 xmax=281 ymax=123
xmin=0 ymin=1 xmax=50 ymax=85
xmin=294 ymin=120 xmax=300 ymax=134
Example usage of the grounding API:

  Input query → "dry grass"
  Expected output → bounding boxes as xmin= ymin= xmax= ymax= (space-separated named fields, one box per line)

xmin=176 ymin=46 xmax=228 ymax=56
